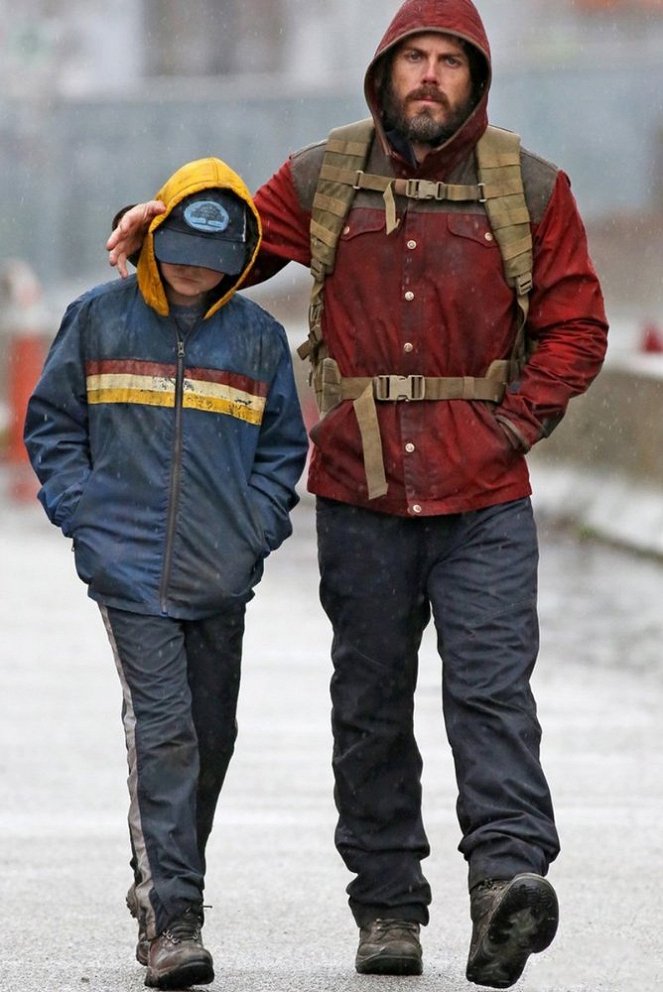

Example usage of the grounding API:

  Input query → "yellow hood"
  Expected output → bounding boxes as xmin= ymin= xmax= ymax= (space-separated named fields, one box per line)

xmin=137 ymin=157 xmax=262 ymax=318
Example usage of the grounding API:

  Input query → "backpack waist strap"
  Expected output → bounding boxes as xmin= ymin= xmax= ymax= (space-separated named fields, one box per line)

xmin=315 ymin=359 xmax=510 ymax=500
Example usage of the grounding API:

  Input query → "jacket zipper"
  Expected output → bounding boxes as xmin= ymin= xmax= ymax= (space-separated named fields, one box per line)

xmin=160 ymin=330 xmax=186 ymax=614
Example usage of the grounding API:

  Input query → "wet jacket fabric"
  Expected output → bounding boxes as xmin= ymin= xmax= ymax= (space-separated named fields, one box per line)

xmin=250 ymin=0 xmax=608 ymax=517
xmin=25 ymin=158 xmax=308 ymax=619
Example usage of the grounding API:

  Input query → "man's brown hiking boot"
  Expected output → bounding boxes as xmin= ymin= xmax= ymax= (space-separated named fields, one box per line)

xmin=355 ymin=918 xmax=423 ymax=975
xmin=126 ymin=883 xmax=149 ymax=966
xmin=466 ymin=873 xmax=559 ymax=988
xmin=144 ymin=908 xmax=214 ymax=989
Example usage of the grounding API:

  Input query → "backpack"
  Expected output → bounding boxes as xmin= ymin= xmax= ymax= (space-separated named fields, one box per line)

xmin=298 ymin=119 xmax=534 ymax=499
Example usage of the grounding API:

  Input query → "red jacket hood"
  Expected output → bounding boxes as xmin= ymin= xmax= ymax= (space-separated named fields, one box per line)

xmin=364 ymin=0 xmax=491 ymax=176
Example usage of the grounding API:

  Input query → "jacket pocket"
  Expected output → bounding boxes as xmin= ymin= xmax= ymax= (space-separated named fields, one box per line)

xmin=338 ymin=208 xmax=385 ymax=242
xmin=447 ymin=212 xmax=501 ymax=248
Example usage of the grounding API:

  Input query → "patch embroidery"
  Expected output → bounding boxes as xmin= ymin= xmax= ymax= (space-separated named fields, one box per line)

xmin=183 ymin=200 xmax=230 ymax=234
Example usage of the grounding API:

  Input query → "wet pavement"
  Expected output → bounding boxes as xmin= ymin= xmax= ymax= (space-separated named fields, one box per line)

xmin=1 ymin=495 xmax=662 ymax=991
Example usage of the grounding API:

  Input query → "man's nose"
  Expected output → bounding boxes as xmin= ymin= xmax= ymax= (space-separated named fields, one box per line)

xmin=420 ymin=58 xmax=441 ymax=85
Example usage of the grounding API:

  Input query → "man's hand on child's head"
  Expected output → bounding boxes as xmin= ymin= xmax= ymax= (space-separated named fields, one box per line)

xmin=106 ymin=200 xmax=166 ymax=278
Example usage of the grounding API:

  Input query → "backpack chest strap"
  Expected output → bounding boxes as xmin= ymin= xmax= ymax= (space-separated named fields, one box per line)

xmin=319 ymin=162 xmax=523 ymax=204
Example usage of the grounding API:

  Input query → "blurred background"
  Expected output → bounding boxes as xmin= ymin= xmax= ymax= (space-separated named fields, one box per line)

xmin=2 ymin=0 xmax=663 ymax=303
xmin=1 ymin=0 xmax=663 ymax=543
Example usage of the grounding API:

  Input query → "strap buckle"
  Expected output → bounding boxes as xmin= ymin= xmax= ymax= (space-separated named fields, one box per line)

xmin=353 ymin=170 xmax=365 ymax=190
xmin=405 ymin=179 xmax=445 ymax=201
xmin=374 ymin=374 xmax=425 ymax=401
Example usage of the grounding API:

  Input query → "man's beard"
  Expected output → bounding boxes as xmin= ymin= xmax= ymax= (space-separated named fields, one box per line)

xmin=382 ymin=81 xmax=475 ymax=146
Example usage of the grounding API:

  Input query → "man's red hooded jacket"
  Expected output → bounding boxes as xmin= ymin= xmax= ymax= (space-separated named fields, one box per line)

xmin=251 ymin=0 xmax=608 ymax=517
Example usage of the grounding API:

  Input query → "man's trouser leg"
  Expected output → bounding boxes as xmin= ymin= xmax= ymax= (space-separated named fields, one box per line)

xmin=101 ymin=606 xmax=244 ymax=938
xmin=426 ymin=498 xmax=560 ymax=888
xmin=317 ymin=497 xmax=432 ymax=926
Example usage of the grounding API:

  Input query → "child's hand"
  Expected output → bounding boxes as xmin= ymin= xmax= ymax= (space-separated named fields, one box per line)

xmin=106 ymin=200 xmax=166 ymax=278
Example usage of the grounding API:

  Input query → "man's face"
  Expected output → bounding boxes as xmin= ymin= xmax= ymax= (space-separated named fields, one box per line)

xmin=383 ymin=32 xmax=475 ymax=146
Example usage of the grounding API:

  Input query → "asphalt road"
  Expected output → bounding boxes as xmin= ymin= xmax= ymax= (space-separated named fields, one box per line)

xmin=1 ymin=496 xmax=662 ymax=992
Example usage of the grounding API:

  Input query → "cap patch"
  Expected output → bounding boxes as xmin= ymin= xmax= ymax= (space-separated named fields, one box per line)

xmin=183 ymin=200 xmax=230 ymax=235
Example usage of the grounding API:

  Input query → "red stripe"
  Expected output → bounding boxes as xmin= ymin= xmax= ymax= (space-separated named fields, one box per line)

xmin=86 ymin=359 xmax=176 ymax=378
xmin=85 ymin=359 xmax=268 ymax=397
xmin=187 ymin=366 xmax=269 ymax=397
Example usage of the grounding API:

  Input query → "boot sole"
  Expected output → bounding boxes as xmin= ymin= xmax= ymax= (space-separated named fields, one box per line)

xmin=466 ymin=874 xmax=559 ymax=989
xmin=356 ymin=953 xmax=423 ymax=976
xmin=145 ymin=959 xmax=214 ymax=989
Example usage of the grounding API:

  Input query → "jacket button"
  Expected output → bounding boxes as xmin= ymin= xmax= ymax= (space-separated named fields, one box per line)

xmin=403 ymin=342 xmax=414 ymax=353
xmin=404 ymin=291 xmax=415 ymax=301
xmin=411 ymin=504 xmax=422 ymax=514
xmin=484 ymin=231 xmax=494 ymax=241
xmin=407 ymin=240 xmax=417 ymax=249
xmin=405 ymin=442 xmax=415 ymax=453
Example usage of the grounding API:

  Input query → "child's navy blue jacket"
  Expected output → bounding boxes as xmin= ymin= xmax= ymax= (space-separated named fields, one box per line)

xmin=24 ymin=158 xmax=309 ymax=618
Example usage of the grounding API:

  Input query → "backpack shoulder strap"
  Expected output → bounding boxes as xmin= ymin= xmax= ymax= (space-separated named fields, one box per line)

xmin=310 ymin=118 xmax=375 ymax=276
xmin=475 ymin=125 xmax=533 ymax=361
xmin=298 ymin=119 xmax=375 ymax=361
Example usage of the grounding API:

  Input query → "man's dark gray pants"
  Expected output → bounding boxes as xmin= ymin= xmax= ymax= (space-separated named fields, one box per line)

xmin=316 ymin=495 xmax=560 ymax=928
xmin=101 ymin=605 xmax=245 ymax=938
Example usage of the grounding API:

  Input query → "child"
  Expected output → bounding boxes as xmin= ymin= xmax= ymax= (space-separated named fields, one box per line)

xmin=24 ymin=157 xmax=309 ymax=990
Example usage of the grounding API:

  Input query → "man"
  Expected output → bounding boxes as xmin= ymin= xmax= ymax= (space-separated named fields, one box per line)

xmin=108 ymin=1 xmax=608 ymax=987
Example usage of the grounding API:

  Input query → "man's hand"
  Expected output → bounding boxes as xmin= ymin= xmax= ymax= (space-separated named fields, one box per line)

xmin=106 ymin=200 xmax=166 ymax=278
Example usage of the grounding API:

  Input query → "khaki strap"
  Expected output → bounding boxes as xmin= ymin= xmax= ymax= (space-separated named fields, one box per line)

xmin=315 ymin=360 xmax=510 ymax=500
xmin=306 ymin=119 xmax=375 ymax=364
xmin=319 ymin=163 xmax=522 ymax=205
xmin=340 ymin=371 xmax=507 ymax=403
xmin=353 ymin=384 xmax=388 ymax=500
xmin=475 ymin=127 xmax=533 ymax=360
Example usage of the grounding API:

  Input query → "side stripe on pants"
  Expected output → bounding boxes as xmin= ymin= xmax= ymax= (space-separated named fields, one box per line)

xmin=100 ymin=605 xmax=157 ymax=940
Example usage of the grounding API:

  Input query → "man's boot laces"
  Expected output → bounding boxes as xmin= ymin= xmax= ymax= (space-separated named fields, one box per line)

xmin=163 ymin=909 xmax=202 ymax=943
xmin=373 ymin=919 xmax=418 ymax=936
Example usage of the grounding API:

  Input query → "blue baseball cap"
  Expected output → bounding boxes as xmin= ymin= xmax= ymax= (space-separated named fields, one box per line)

xmin=153 ymin=190 xmax=248 ymax=275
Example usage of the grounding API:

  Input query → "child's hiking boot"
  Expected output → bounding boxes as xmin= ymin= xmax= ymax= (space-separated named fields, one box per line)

xmin=144 ymin=907 xmax=213 ymax=989
xmin=126 ymin=883 xmax=149 ymax=966
xmin=355 ymin=918 xmax=423 ymax=975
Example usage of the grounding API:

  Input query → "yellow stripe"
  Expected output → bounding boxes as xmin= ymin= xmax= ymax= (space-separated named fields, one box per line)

xmin=87 ymin=375 xmax=265 ymax=424
xmin=183 ymin=377 xmax=266 ymax=415
xmin=88 ymin=388 xmax=175 ymax=407
xmin=183 ymin=393 xmax=263 ymax=424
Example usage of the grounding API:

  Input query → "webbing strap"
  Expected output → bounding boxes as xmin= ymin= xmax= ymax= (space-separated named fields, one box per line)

xmin=353 ymin=384 xmax=388 ymax=500
xmin=303 ymin=119 xmax=376 ymax=364
xmin=314 ymin=359 xmax=510 ymax=499
xmin=351 ymin=367 xmax=508 ymax=499
xmin=318 ymin=164 xmax=523 ymax=205
xmin=475 ymin=127 xmax=533 ymax=360
xmin=310 ymin=119 xmax=375 ymax=274
xmin=340 ymin=371 xmax=507 ymax=404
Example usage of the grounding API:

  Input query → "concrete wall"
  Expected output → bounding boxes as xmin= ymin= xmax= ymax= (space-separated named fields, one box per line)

xmin=528 ymin=356 xmax=663 ymax=556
